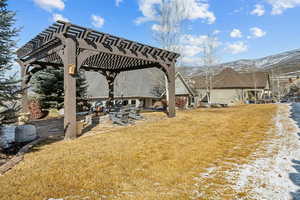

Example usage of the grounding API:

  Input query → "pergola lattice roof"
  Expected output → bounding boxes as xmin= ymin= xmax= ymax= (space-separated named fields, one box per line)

xmin=17 ymin=21 xmax=179 ymax=139
xmin=16 ymin=21 xmax=180 ymax=72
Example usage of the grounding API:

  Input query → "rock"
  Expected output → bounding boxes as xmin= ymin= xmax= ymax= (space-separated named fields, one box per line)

xmin=0 ymin=153 xmax=7 ymax=159
xmin=58 ymin=108 xmax=64 ymax=116
xmin=0 ymin=159 xmax=7 ymax=166
xmin=0 ymin=125 xmax=16 ymax=149
xmin=15 ymin=125 xmax=37 ymax=143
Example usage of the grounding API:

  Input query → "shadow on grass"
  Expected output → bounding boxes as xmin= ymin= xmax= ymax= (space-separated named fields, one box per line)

xmin=29 ymin=116 xmax=102 ymax=154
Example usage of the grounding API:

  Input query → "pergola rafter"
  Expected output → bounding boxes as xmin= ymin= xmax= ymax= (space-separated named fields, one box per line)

xmin=17 ymin=21 xmax=179 ymax=140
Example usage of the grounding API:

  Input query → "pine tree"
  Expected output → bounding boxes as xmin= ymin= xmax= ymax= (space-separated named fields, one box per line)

xmin=31 ymin=67 xmax=88 ymax=111
xmin=31 ymin=67 xmax=64 ymax=109
xmin=0 ymin=0 xmax=21 ymax=124
xmin=76 ymin=71 xmax=89 ymax=112
xmin=76 ymin=71 xmax=88 ymax=100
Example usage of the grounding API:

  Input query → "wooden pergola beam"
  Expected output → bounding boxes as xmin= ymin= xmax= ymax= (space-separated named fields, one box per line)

xmin=17 ymin=21 xmax=179 ymax=140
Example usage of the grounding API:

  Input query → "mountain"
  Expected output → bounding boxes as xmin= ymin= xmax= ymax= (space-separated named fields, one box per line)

xmin=177 ymin=49 xmax=300 ymax=77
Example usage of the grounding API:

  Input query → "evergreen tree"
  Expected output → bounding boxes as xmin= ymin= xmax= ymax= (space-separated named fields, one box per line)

xmin=31 ymin=67 xmax=64 ymax=109
xmin=0 ymin=0 xmax=21 ymax=124
xmin=31 ymin=67 xmax=88 ymax=111
xmin=76 ymin=71 xmax=89 ymax=112
xmin=76 ymin=71 xmax=88 ymax=100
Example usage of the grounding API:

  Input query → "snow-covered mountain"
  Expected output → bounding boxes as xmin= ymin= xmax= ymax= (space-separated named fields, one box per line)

xmin=178 ymin=49 xmax=300 ymax=77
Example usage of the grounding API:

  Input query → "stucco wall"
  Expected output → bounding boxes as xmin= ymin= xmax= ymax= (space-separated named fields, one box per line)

xmin=210 ymin=89 xmax=244 ymax=104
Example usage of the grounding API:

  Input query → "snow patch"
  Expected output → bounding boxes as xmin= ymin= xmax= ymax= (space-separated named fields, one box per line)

xmin=227 ymin=104 xmax=300 ymax=200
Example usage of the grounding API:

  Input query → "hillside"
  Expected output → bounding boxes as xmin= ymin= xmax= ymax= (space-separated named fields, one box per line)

xmin=177 ymin=49 xmax=300 ymax=77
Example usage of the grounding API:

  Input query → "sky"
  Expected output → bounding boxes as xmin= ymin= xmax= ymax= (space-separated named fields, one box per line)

xmin=8 ymin=0 xmax=300 ymax=67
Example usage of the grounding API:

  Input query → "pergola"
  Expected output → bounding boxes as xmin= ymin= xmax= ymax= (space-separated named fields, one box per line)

xmin=16 ymin=21 xmax=180 ymax=139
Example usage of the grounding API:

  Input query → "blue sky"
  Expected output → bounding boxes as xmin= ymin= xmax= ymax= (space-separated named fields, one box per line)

xmin=8 ymin=0 xmax=300 ymax=66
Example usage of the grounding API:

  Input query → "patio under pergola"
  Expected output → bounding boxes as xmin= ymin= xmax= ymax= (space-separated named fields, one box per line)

xmin=16 ymin=21 xmax=180 ymax=140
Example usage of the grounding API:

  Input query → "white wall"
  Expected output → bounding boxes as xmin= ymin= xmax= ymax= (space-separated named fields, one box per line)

xmin=210 ymin=89 xmax=244 ymax=104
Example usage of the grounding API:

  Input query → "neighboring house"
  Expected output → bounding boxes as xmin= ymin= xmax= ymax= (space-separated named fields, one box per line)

xmin=85 ymin=68 xmax=163 ymax=108
xmin=162 ymin=72 xmax=196 ymax=109
xmin=191 ymin=68 xmax=271 ymax=105
xmin=284 ymin=76 xmax=300 ymax=100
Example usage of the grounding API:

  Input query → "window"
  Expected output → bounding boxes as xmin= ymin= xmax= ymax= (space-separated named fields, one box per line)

xmin=123 ymin=100 xmax=128 ymax=106
xmin=131 ymin=100 xmax=136 ymax=105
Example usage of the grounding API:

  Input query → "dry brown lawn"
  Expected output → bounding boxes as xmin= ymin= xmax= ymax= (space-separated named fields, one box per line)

xmin=0 ymin=104 xmax=277 ymax=200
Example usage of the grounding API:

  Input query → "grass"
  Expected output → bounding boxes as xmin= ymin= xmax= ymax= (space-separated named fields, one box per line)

xmin=0 ymin=104 xmax=277 ymax=200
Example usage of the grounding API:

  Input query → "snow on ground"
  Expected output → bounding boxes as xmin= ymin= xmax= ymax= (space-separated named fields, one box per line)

xmin=191 ymin=104 xmax=300 ymax=200
xmin=227 ymin=104 xmax=300 ymax=200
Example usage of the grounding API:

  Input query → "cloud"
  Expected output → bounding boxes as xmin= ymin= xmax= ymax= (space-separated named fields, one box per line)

xmin=251 ymin=4 xmax=265 ymax=16
xmin=212 ymin=30 xmax=221 ymax=35
xmin=135 ymin=0 xmax=160 ymax=24
xmin=250 ymin=27 xmax=266 ymax=38
xmin=227 ymin=41 xmax=248 ymax=54
xmin=232 ymin=7 xmax=244 ymax=14
xmin=91 ymin=15 xmax=105 ymax=28
xmin=265 ymin=0 xmax=300 ymax=15
xmin=180 ymin=34 xmax=209 ymax=46
xmin=181 ymin=56 xmax=203 ymax=65
xmin=230 ymin=29 xmax=242 ymax=38
xmin=183 ymin=0 xmax=216 ymax=24
xmin=52 ymin=13 xmax=70 ymax=22
xmin=33 ymin=0 xmax=65 ymax=11
xmin=180 ymin=45 xmax=203 ymax=57
xmin=116 ymin=0 xmax=123 ymax=6
xmin=135 ymin=0 xmax=216 ymax=24
xmin=179 ymin=34 xmax=221 ymax=65
xmin=152 ymin=24 xmax=168 ymax=32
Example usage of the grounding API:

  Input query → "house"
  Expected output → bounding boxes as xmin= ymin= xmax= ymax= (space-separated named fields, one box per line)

xmin=283 ymin=76 xmax=300 ymax=101
xmin=191 ymin=68 xmax=271 ymax=105
xmin=85 ymin=69 xmax=196 ymax=109
xmin=85 ymin=68 xmax=164 ymax=108
xmin=162 ymin=72 xmax=196 ymax=109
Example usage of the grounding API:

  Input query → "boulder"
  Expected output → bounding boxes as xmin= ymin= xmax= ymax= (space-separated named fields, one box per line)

xmin=15 ymin=125 xmax=37 ymax=143
xmin=58 ymin=108 xmax=64 ymax=116
xmin=0 ymin=125 xmax=16 ymax=149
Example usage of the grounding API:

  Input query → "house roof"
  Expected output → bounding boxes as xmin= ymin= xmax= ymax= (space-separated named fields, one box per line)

xmin=160 ymin=72 xmax=195 ymax=97
xmin=175 ymin=72 xmax=196 ymax=96
xmin=192 ymin=68 xmax=269 ymax=89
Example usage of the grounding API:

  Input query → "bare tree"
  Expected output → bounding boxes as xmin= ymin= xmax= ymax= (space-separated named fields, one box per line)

xmin=150 ymin=0 xmax=187 ymax=98
xmin=153 ymin=0 xmax=186 ymax=52
xmin=201 ymin=35 xmax=220 ymax=104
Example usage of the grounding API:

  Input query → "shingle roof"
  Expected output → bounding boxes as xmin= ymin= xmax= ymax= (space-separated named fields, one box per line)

xmin=192 ymin=68 xmax=269 ymax=89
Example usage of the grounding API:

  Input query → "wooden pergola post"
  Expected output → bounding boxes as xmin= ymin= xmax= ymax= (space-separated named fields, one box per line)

xmin=17 ymin=60 xmax=29 ymax=113
xmin=167 ymin=63 xmax=176 ymax=118
xmin=63 ymin=37 xmax=77 ymax=140
xmin=102 ymin=71 xmax=119 ymax=109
